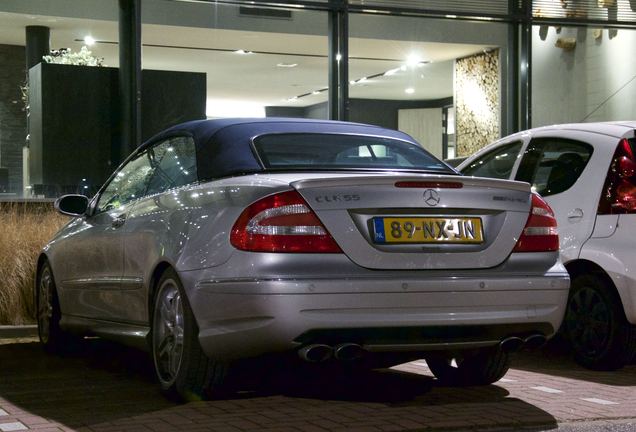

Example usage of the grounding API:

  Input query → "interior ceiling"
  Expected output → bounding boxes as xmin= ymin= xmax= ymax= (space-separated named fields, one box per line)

xmin=0 ymin=11 xmax=493 ymax=114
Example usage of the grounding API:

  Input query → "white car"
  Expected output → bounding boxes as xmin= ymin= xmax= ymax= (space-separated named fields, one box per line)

xmin=458 ymin=121 xmax=636 ymax=371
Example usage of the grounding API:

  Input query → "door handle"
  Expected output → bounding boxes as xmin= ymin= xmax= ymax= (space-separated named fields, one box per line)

xmin=567 ymin=208 xmax=584 ymax=222
xmin=112 ymin=214 xmax=127 ymax=228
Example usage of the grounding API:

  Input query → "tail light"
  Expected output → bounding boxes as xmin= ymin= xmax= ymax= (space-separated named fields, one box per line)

xmin=598 ymin=138 xmax=636 ymax=214
xmin=230 ymin=190 xmax=342 ymax=253
xmin=513 ymin=193 xmax=559 ymax=252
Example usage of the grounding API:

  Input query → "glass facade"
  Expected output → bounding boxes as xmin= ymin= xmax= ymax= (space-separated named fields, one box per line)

xmin=0 ymin=0 xmax=634 ymax=198
xmin=532 ymin=24 xmax=636 ymax=126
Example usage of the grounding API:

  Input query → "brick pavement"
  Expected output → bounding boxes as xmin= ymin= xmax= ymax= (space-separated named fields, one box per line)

xmin=0 ymin=338 xmax=635 ymax=431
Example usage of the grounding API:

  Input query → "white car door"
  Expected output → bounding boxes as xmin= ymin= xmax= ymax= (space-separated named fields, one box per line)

xmin=513 ymin=131 xmax=598 ymax=263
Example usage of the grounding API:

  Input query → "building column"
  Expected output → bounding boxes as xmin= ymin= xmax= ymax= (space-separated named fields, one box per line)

xmin=328 ymin=0 xmax=349 ymax=121
xmin=118 ymin=0 xmax=141 ymax=163
xmin=519 ymin=0 xmax=532 ymax=130
xmin=25 ymin=26 xmax=50 ymax=71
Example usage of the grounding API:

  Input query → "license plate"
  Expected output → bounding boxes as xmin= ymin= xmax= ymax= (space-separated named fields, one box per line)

xmin=372 ymin=217 xmax=484 ymax=244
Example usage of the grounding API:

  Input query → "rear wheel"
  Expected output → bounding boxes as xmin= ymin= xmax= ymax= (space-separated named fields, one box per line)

xmin=37 ymin=261 xmax=75 ymax=352
xmin=564 ymin=274 xmax=636 ymax=370
xmin=426 ymin=347 xmax=510 ymax=386
xmin=151 ymin=268 xmax=227 ymax=401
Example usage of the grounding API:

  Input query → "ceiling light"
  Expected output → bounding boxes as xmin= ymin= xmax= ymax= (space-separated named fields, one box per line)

xmin=400 ymin=65 xmax=407 ymax=71
xmin=83 ymin=35 xmax=96 ymax=46
xmin=384 ymin=68 xmax=400 ymax=76
xmin=286 ymin=96 xmax=299 ymax=102
xmin=349 ymin=80 xmax=356 ymax=85
xmin=405 ymin=87 xmax=415 ymax=94
xmin=406 ymin=54 xmax=422 ymax=68
xmin=312 ymin=90 xmax=321 ymax=95
xmin=277 ymin=63 xmax=298 ymax=68
xmin=234 ymin=49 xmax=253 ymax=55
xmin=206 ymin=99 xmax=265 ymax=118
xmin=336 ymin=53 xmax=342 ymax=61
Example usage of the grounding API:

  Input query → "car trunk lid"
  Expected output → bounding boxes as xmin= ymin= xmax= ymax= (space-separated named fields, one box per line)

xmin=292 ymin=174 xmax=532 ymax=270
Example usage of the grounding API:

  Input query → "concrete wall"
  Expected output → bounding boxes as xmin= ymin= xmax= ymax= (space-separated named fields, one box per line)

xmin=0 ymin=44 xmax=26 ymax=194
xmin=532 ymin=26 xmax=636 ymax=127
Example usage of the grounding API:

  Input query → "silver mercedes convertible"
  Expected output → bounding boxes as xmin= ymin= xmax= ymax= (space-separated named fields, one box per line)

xmin=37 ymin=118 xmax=569 ymax=400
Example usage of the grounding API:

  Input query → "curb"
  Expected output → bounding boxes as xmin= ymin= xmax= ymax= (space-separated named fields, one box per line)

xmin=0 ymin=325 xmax=37 ymax=338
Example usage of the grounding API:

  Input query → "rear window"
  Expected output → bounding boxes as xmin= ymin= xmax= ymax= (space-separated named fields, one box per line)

xmin=253 ymin=133 xmax=453 ymax=173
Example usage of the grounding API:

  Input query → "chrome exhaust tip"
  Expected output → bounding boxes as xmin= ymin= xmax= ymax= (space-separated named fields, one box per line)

xmin=333 ymin=343 xmax=364 ymax=361
xmin=298 ymin=344 xmax=332 ymax=362
xmin=524 ymin=334 xmax=547 ymax=349
xmin=500 ymin=336 xmax=524 ymax=353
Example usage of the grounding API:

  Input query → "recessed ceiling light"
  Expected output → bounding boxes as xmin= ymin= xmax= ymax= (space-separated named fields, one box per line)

xmin=286 ymin=96 xmax=299 ymax=102
xmin=234 ymin=49 xmax=253 ymax=55
xmin=312 ymin=90 xmax=321 ymax=95
xmin=84 ymin=35 xmax=96 ymax=46
xmin=276 ymin=63 xmax=298 ymax=68
xmin=405 ymin=87 xmax=415 ymax=94
xmin=406 ymin=54 xmax=422 ymax=68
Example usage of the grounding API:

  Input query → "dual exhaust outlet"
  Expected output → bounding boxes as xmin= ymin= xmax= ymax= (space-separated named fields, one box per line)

xmin=499 ymin=334 xmax=547 ymax=353
xmin=298 ymin=334 xmax=547 ymax=362
xmin=298 ymin=343 xmax=364 ymax=362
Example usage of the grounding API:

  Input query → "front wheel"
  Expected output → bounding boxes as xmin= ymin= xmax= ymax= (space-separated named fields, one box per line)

xmin=37 ymin=261 xmax=75 ymax=352
xmin=426 ymin=347 xmax=510 ymax=386
xmin=151 ymin=269 xmax=227 ymax=401
xmin=564 ymin=274 xmax=636 ymax=371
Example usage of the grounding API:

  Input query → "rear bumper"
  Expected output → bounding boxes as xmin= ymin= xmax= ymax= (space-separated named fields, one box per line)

xmin=181 ymin=257 xmax=570 ymax=360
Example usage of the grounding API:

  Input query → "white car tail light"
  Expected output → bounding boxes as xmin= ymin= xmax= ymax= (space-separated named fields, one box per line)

xmin=230 ymin=190 xmax=342 ymax=253
xmin=598 ymin=138 xmax=636 ymax=214
xmin=513 ymin=193 xmax=559 ymax=252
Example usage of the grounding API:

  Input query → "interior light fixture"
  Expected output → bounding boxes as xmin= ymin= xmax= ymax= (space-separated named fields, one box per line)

xmin=312 ymin=90 xmax=321 ymax=95
xmin=406 ymin=54 xmax=423 ymax=68
xmin=405 ymin=87 xmax=415 ymax=94
xmin=336 ymin=53 xmax=342 ymax=61
xmin=384 ymin=68 xmax=400 ymax=76
xmin=83 ymin=35 xmax=96 ymax=46
xmin=234 ymin=49 xmax=253 ymax=55
xmin=276 ymin=63 xmax=298 ymax=68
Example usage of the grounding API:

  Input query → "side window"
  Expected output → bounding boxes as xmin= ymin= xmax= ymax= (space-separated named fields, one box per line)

xmin=461 ymin=141 xmax=523 ymax=179
xmin=95 ymin=151 xmax=155 ymax=213
xmin=515 ymin=138 xmax=593 ymax=197
xmin=145 ymin=136 xmax=197 ymax=195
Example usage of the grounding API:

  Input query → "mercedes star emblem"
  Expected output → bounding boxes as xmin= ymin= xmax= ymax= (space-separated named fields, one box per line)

xmin=423 ymin=189 xmax=440 ymax=206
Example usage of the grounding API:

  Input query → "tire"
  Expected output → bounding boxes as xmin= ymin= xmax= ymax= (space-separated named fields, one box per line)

xmin=564 ymin=274 xmax=636 ymax=371
xmin=151 ymin=268 xmax=227 ymax=401
xmin=426 ymin=347 xmax=510 ymax=386
xmin=36 ymin=261 xmax=75 ymax=353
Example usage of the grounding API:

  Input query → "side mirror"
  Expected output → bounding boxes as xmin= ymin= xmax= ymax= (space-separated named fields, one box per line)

xmin=55 ymin=194 xmax=89 ymax=217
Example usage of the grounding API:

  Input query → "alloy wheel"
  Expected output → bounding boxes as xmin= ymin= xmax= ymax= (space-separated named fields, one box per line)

xmin=153 ymin=279 xmax=185 ymax=386
xmin=566 ymin=285 xmax=611 ymax=357
xmin=37 ymin=266 xmax=53 ymax=344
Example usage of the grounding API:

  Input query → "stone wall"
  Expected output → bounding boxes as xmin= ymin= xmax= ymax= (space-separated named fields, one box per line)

xmin=454 ymin=49 xmax=500 ymax=157
xmin=0 ymin=44 xmax=26 ymax=194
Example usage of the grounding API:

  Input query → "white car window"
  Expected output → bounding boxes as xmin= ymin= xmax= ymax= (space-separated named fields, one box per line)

xmin=461 ymin=141 xmax=523 ymax=179
xmin=515 ymin=138 xmax=593 ymax=196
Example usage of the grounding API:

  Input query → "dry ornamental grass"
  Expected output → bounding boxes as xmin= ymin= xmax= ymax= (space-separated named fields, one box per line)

xmin=0 ymin=203 xmax=68 ymax=325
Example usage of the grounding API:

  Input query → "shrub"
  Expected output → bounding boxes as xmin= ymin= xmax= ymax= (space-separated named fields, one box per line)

xmin=0 ymin=203 xmax=67 ymax=325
